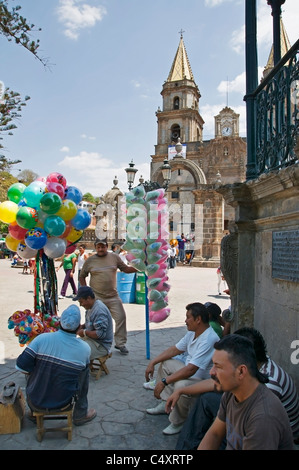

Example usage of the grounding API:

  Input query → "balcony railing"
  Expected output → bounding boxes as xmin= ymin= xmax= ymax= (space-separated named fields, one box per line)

xmin=247 ymin=39 xmax=299 ymax=179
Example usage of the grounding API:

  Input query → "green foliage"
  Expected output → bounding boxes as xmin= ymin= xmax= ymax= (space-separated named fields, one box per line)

xmin=0 ymin=170 xmax=18 ymax=201
xmin=0 ymin=0 xmax=44 ymax=63
xmin=83 ymin=192 xmax=96 ymax=203
xmin=0 ymin=0 xmax=47 ymax=159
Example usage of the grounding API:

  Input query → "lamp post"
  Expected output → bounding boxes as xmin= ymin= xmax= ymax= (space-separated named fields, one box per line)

xmin=125 ymin=158 xmax=171 ymax=192
xmin=125 ymin=160 xmax=138 ymax=190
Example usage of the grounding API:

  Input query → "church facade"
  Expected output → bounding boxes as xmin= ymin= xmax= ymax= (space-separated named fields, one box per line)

xmin=151 ymin=34 xmax=247 ymax=266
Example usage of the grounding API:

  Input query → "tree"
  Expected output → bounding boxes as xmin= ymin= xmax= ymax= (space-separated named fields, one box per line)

xmin=0 ymin=1 xmax=46 ymax=160
xmin=83 ymin=192 xmax=96 ymax=204
xmin=18 ymin=168 xmax=37 ymax=184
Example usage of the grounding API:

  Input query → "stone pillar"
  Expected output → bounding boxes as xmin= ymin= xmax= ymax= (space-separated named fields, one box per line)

xmin=192 ymin=187 xmax=223 ymax=267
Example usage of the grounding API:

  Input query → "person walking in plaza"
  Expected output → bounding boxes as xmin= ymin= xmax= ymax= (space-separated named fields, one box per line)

xmin=76 ymin=244 xmax=89 ymax=288
xmin=172 ymin=327 xmax=299 ymax=449
xmin=56 ymin=251 xmax=78 ymax=299
xmin=74 ymin=286 xmax=113 ymax=360
xmin=78 ymin=238 xmax=138 ymax=355
xmin=15 ymin=305 xmax=97 ymax=426
xmin=197 ymin=334 xmax=294 ymax=450
xmin=177 ymin=234 xmax=186 ymax=263
xmin=145 ymin=302 xmax=219 ymax=435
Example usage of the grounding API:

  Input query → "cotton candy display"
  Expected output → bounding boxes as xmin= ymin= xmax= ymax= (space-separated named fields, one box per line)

xmin=124 ymin=186 xmax=170 ymax=323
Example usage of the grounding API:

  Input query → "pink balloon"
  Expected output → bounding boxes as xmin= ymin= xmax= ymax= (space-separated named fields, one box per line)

xmin=46 ymin=182 xmax=65 ymax=198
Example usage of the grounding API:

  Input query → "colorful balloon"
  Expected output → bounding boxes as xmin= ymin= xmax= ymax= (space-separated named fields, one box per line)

xmin=0 ymin=200 xmax=19 ymax=223
xmin=64 ymin=186 xmax=83 ymax=205
xmin=16 ymin=206 xmax=38 ymax=229
xmin=44 ymin=215 xmax=66 ymax=237
xmin=39 ymin=192 xmax=62 ymax=214
xmin=23 ymin=181 xmax=46 ymax=208
xmin=46 ymin=181 xmax=65 ymax=198
xmin=8 ymin=222 xmax=28 ymax=240
xmin=25 ymin=227 xmax=48 ymax=250
xmin=56 ymin=199 xmax=77 ymax=221
xmin=43 ymin=237 xmax=67 ymax=259
xmin=66 ymin=227 xmax=83 ymax=243
xmin=5 ymin=234 xmax=22 ymax=252
xmin=71 ymin=208 xmax=91 ymax=230
xmin=7 ymin=183 xmax=26 ymax=204
xmin=46 ymin=172 xmax=67 ymax=188
xmin=17 ymin=242 xmax=38 ymax=259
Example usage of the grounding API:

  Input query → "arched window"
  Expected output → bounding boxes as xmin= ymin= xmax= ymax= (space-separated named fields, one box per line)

xmin=173 ymin=97 xmax=180 ymax=110
xmin=171 ymin=124 xmax=180 ymax=142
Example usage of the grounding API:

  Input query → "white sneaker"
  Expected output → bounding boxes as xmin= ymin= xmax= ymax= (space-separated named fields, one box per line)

xmin=143 ymin=379 xmax=156 ymax=390
xmin=146 ymin=401 xmax=167 ymax=415
xmin=163 ymin=423 xmax=184 ymax=435
xmin=58 ymin=295 xmax=65 ymax=299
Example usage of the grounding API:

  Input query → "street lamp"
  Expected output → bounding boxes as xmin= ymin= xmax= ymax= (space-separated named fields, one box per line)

xmin=161 ymin=158 xmax=171 ymax=189
xmin=125 ymin=159 xmax=138 ymax=190
xmin=125 ymin=158 xmax=171 ymax=192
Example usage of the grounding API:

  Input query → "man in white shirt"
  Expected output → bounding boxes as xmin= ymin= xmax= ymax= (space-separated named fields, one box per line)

xmin=144 ymin=302 xmax=219 ymax=435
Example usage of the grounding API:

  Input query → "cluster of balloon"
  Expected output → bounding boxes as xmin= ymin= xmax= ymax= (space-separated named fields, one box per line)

xmin=123 ymin=185 xmax=171 ymax=323
xmin=7 ymin=309 xmax=60 ymax=346
xmin=0 ymin=172 xmax=91 ymax=260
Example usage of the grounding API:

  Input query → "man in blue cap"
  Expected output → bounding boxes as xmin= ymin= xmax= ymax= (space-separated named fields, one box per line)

xmin=16 ymin=304 xmax=97 ymax=426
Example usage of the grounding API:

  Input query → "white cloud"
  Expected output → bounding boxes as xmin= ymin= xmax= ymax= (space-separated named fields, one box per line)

xmin=56 ymin=0 xmax=107 ymax=40
xmin=201 ymin=103 xmax=246 ymax=140
xmin=80 ymin=134 xmax=96 ymax=140
xmin=57 ymin=150 xmax=150 ymax=196
xmin=60 ymin=146 xmax=70 ymax=152
xmin=217 ymin=72 xmax=246 ymax=96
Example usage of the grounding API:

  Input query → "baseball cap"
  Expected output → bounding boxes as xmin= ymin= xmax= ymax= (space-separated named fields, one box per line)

xmin=60 ymin=305 xmax=81 ymax=331
xmin=73 ymin=286 xmax=94 ymax=301
xmin=94 ymin=238 xmax=108 ymax=246
xmin=204 ymin=302 xmax=221 ymax=318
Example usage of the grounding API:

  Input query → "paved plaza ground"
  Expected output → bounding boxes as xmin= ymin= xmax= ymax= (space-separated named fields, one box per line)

xmin=0 ymin=258 xmax=231 ymax=451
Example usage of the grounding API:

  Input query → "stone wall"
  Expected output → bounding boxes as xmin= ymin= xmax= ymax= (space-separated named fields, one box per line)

xmin=218 ymin=163 xmax=299 ymax=389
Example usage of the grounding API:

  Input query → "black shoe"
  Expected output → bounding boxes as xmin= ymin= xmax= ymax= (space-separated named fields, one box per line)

xmin=115 ymin=345 xmax=129 ymax=354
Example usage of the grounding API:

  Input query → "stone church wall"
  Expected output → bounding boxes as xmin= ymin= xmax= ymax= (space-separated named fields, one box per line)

xmin=219 ymin=164 xmax=299 ymax=389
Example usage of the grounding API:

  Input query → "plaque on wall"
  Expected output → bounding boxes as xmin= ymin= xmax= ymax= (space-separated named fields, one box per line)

xmin=272 ymin=230 xmax=299 ymax=282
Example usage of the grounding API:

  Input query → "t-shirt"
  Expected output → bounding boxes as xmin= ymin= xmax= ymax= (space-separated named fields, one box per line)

xmin=218 ymin=383 xmax=294 ymax=450
xmin=80 ymin=252 xmax=130 ymax=298
xmin=62 ymin=253 xmax=77 ymax=270
xmin=85 ymin=299 xmax=113 ymax=352
xmin=209 ymin=321 xmax=223 ymax=338
xmin=16 ymin=330 xmax=91 ymax=409
xmin=260 ymin=357 xmax=299 ymax=438
xmin=175 ymin=327 xmax=219 ymax=380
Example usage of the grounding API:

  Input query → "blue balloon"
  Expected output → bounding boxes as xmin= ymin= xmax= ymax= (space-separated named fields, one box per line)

xmin=44 ymin=215 xmax=66 ymax=237
xmin=25 ymin=227 xmax=48 ymax=250
xmin=71 ymin=208 xmax=91 ymax=230
xmin=23 ymin=181 xmax=46 ymax=208
xmin=64 ymin=186 xmax=83 ymax=205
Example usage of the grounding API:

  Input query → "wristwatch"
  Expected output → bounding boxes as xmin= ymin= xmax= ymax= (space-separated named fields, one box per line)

xmin=161 ymin=377 xmax=168 ymax=386
xmin=83 ymin=329 xmax=87 ymax=337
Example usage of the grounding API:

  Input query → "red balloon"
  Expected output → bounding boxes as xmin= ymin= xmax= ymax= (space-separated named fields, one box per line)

xmin=46 ymin=182 xmax=65 ymax=198
xmin=8 ymin=222 xmax=28 ymax=240
xmin=65 ymin=242 xmax=77 ymax=254
xmin=46 ymin=172 xmax=67 ymax=188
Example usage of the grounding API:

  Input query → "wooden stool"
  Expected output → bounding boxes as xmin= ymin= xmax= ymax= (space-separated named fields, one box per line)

xmin=89 ymin=353 xmax=112 ymax=380
xmin=33 ymin=404 xmax=74 ymax=442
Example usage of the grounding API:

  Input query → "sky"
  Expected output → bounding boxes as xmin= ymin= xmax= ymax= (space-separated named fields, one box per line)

xmin=1 ymin=0 xmax=298 ymax=198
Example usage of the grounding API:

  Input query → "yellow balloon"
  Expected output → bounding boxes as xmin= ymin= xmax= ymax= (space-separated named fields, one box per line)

xmin=5 ymin=234 xmax=23 ymax=252
xmin=0 ymin=200 xmax=19 ymax=224
xmin=56 ymin=199 xmax=77 ymax=221
xmin=67 ymin=227 xmax=83 ymax=243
